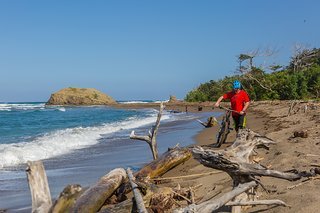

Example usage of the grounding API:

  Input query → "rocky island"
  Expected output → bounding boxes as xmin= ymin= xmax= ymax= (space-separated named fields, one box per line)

xmin=46 ymin=87 xmax=117 ymax=105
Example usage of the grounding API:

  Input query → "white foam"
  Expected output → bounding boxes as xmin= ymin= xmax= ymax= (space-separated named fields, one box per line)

xmin=119 ymin=101 xmax=153 ymax=104
xmin=0 ymin=114 xmax=170 ymax=168
xmin=118 ymin=100 xmax=168 ymax=104
xmin=58 ymin=107 xmax=66 ymax=112
xmin=0 ymin=103 xmax=45 ymax=111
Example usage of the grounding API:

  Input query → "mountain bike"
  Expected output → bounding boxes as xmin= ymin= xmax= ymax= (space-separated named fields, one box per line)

xmin=213 ymin=106 xmax=239 ymax=148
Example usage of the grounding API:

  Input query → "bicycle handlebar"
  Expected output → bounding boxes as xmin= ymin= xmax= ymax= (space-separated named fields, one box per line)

xmin=216 ymin=105 xmax=241 ymax=114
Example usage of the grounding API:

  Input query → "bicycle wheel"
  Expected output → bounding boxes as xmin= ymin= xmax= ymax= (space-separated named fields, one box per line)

xmin=215 ymin=117 xmax=227 ymax=147
xmin=215 ymin=111 xmax=231 ymax=147
xmin=219 ymin=118 xmax=229 ymax=144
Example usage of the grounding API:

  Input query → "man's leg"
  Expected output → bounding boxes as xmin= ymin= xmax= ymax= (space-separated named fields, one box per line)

xmin=233 ymin=116 xmax=240 ymax=132
xmin=238 ymin=114 xmax=246 ymax=129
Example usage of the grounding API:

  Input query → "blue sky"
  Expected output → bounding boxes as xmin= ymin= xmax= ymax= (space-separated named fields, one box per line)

xmin=0 ymin=0 xmax=319 ymax=102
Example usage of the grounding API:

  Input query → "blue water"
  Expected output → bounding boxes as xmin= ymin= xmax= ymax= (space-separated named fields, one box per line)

xmin=0 ymin=102 xmax=216 ymax=212
xmin=0 ymin=103 xmax=150 ymax=145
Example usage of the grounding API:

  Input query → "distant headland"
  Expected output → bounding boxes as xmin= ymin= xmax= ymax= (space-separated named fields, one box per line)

xmin=46 ymin=87 xmax=117 ymax=105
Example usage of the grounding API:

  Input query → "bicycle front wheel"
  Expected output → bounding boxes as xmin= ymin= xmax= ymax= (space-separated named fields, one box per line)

xmin=216 ymin=117 xmax=229 ymax=147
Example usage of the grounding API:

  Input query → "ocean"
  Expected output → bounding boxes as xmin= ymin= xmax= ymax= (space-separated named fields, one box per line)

xmin=0 ymin=102 xmax=216 ymax=212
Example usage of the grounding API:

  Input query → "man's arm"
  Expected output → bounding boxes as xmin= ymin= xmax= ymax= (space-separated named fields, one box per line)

xmin=240 ymin=101 xmax=250 ymax=115
xmin=214 ymin=96 xmax=224 ymax=108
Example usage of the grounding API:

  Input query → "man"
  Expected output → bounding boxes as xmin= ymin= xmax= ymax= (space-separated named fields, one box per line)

xmin=214 ymin=80 xmax=250 ymax=131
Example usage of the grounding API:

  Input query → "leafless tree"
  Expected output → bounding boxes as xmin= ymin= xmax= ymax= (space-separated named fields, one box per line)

xmin=291 ymin=43 xmax=318 ymax=72
xmin=237 ymin=47 xmax=279 ymax=91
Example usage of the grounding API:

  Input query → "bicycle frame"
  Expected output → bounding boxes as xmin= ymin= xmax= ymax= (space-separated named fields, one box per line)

xmin=213 ymin=106 xmax=235 ymax=148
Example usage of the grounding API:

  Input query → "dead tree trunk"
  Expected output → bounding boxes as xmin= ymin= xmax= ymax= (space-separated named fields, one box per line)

xmin=130 ymin=102 xmax=164 ymax=159
xmin=135 ymin=147 xmax=192 ymax=181
xmin=73 ymin=168 xmax=127 ymax=213
xmin=177 ymin=129 xmax=309 ymax=212
xmin=127 ymin=168 xmax=148 ymax=213
xmin=26 ymin=161 xmax=52 ymax=213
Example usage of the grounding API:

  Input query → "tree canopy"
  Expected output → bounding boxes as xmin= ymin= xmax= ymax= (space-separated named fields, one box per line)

xmin=185 ymin=48 xmax=320 ymax=102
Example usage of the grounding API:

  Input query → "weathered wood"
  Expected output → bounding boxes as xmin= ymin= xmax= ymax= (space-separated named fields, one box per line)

xmin=226 ymin=199 xmax=288 ymax=207
xmin=193 ymin=146 xmax=301 ymax=181
xmin=180 ymin=129 xmax=306 ymax=212
xmin=100 ymin=185 xmax=179 ymax=212
xmin=26 ymin=161 xmax=52 ymax=213
xmin=98 ymin=199 xmax=134 ymax=213
xmin=287 ymin=101 xmax=296 ymax=116
xmin=150 ymin=171 xmax=222 ymax=181
xmin=50 ymin=184 xmax=83 ymax=213
xmin=73 ymin=168 xmax=127 ymax=213
xmin=135 ymin=147 xmax=192 ymax=181
xmin=192 ymin=129 xmax=302 ymax=181
xmin=174 ymin=181 xmax=257 ymax=213
xmin=130 ymin=102 xmax=164 ymax=159
xmin=197 ymin=116 xmax=218 ymax=128
xmin=127 ymin=168 xmax=148 ymax=213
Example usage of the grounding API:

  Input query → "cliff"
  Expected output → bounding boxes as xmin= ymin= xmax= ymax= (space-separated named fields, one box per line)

xmin=46 ymin=88 xmax=117 ymax=105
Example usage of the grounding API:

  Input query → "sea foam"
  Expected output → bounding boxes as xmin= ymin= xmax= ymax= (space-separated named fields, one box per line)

xmin=0 ymin=113 xmax=170 ymax=168
xmin=0 ymin=103 xmax=45 ymax=111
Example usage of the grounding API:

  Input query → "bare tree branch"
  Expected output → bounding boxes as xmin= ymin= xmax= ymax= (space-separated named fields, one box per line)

xmin=130 ymin=102 xmax=164 ymax=159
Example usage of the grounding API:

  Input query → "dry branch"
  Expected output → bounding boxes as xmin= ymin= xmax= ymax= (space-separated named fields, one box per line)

xmin=127 ymin=168 xmax=148 ymax=213
xmin=150 ymin=171 xmax=222 ymax=181
xmin=226 ymin=199 xmax=289 ymax=207
xmin=175 ymin=181 xmax=257 ymax=213
xmin=130 ymin=102 xmax=164 ymax=159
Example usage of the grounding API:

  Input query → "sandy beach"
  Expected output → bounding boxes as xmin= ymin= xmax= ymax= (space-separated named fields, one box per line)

xmin=154 ymin=100 xmax=320 ymax=213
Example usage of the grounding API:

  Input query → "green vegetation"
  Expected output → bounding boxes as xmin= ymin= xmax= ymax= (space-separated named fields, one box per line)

xmin=185 ymin=48 xmax=320 ymax=102
xmin=93 ymin=93 xmax=99 ymax=99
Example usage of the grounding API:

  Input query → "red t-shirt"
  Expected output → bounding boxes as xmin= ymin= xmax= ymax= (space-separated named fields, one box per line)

xmin=223 ymin=90 xmax=250 ymax=117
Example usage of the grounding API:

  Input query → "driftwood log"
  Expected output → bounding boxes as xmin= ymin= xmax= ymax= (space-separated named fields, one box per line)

xmin=126 ymin=168 xmax=148 ymax=213
xmin=177 ymin=128 xmax=311 ymax=213
xmin=26 ymin=161 xmax=52 ymax=213
xmin=192 ymin=129 xmax=302 ymax=181
xmin=130 ymin=102 xmax=164 ymax=159
xmin=73 ymin=168 xmax=127 ymax=212
xmin=135 ymin=147 xmax=192 ymax=181
xmin=197 ymin=116 xmax=218 ymax=128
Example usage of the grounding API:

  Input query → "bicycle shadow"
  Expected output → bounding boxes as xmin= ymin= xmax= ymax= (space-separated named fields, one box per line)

xmin=203 ymin=130 xmax=238 ymax=149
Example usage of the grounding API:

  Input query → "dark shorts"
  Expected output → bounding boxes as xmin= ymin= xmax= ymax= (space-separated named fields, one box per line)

xmin=232 ymin=114 xmax=246 ymax=131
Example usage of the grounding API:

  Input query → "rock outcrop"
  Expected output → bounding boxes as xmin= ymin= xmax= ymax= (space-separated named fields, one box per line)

xmin=46 ymin=88 xmax=117 ymax=105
